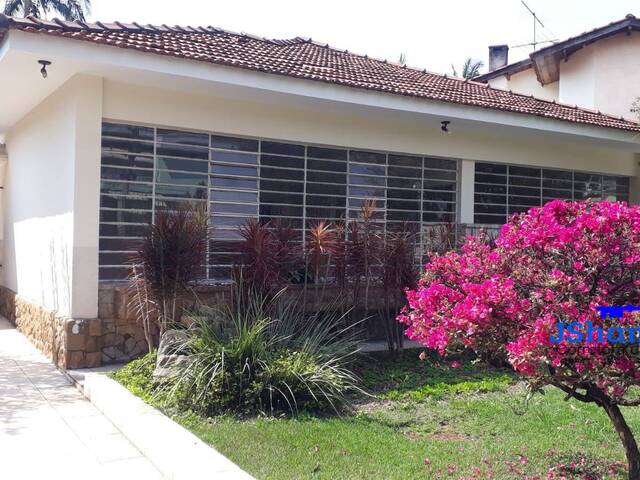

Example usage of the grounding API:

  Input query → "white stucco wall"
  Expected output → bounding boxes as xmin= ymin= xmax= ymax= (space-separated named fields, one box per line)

xmin=488 ymin=69 xmax=559 ymax=102
xmin=3 ymin=75 xmax=102 ymax=318
xmin=559 ymin=33 xmax=640 ymax=120
xmin=103 ymin=79 xmax=636 ymax=177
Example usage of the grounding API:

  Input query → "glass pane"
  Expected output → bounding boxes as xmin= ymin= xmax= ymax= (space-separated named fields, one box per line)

xmin=260 ymin=167 xmax=304 ymax=181
xmin=306 ymin=195 xmax=345 ymax=207
xmin=157 ymin=144 xmax=208 ymax=160
xmin=156 ymin=129 xmax=208 ymax=147
xmin=101 ymin=195 xmax=152 ymax=210
xmin=349 ymin=163 xmax=385 ymax=176
xmin=102 ymin=123 xmax=154 ymax=141
xmin=475 ymin=173 xmax=506 ymax=184
xmin=211 ymin=135 xmax=258 ymax=152
xmin=425 ymin=157 xmax=457 ymax=170
xmin=260 ymin=179 xmax=304 ymax=193
xmin=211 ymin=203 xmax=259 ymax=215
xmin=157 ymin=157 xmax=208 ymax=173
xmin=387 ymin=188 xmax=420 ymax=200
xmin=423 ymin=191 xmax=455 ymax=202
xmin=475 ymin=183 xmax=506 ymax=194
xmin=211 ymin=151 xmax=258 ymax=165
xmin=349 ymin=186 xmax=385 ymax=197
xmin=305 ymin=207 xmax=346 ymax=219
xmin=350 ymin=150 xmax=386 ymax=165
xmin=422 ymin=169 xmax=456 ymax=182
xmin=474 ymin=214 xmax=506 ymax=224
xmin=156 ymin=170 xmax=208 ymax=186
xmin=307 ymin=146 xmax=347 ymax=160
xmin=102 ymin=138 xmax=154 ymax=155
xmin=349 ymin=175 xmax=385 ymax=187
xmin=388 ymin=166 xmax=421 ymax=178
xmin=307 ymin=171 xmax=346 ymax=184
xmin=307 ymin=159 xmax=347 ymax=172
xmin=261 ymin=141 xmax=305 ymax=157
xmin=99 ymin=223 xmax=148 ymax=237
xmin=211 ymin=176 xmax=258 ymax=190
xmin=389 ymin=154 xmax=422 ymax=168
xmin=100 ymin=210 xmax=152 ymax=223
xmin=423 ymin=212 xmax=455 ymax=222
xmin=101 ymin=181 xmax=152 ymax=195
xmin=210 ymin=190 xmax=258 ymax=203
xmin=423 ymin=180 xmax=456 ymax=191
xmin=510 ymin=166 xmax=540 ymax=178
xmin=306 ymin=183 xmax=346 ymax=195
xmin=423 ymin=201 xmax=456 ymax=212
xmin=259 ymin=205 xmax=303 ymax=217
xmin=476 ymin=162 xmax=506 ymax=174
xmin=261 ymin=155 xmax=304 ymax=169
xmin=260 ymin=192 xmax=303 ymax=205
xmin=474 ymin=193 xmax=506 ymax=205
xmin=102 ymin=153 xmax=153 ymax=169
xmin=155 ymin=184 xmax=208 ymax=200
xmin=101 ymin=167 xmax=153 ymax=183
xmin=211 ymin=164 xmax=258 ymax=177
xmin=99 ymin=238 xmax=139 ymax=251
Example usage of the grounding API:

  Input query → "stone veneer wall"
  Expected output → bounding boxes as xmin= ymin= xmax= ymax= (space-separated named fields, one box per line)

xmin=0 ymin=285 xmax=101 ymax=369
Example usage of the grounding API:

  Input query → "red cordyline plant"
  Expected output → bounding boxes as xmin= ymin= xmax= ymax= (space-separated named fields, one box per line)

xmin=129 ymin=207 xmax=208 ymax=349
xmin=399 ymin=200 xmax=640 ymax=479
xmin=236 ymin=219 xmax=300 ymax=297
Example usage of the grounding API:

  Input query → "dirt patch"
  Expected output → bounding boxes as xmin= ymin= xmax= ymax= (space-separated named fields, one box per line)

xmin=430 ymin=430 xmax=472 ymax=442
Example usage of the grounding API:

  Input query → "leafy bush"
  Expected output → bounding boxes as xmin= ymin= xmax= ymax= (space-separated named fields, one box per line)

xmin=399 ymin=200 xmax=640 ymax=478
xmin=158 ymin=290 xmax=363 ymax=415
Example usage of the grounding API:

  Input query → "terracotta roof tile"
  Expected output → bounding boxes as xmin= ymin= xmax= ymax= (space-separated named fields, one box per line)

xmin=1 ymin=14 xmax=639 ymax=133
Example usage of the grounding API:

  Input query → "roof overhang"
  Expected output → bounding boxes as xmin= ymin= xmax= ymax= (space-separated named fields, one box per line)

xmin=478 ymin=15 xmax=640 ymax=86
xmin=0 ymin=29 xmax=639 ymax=148
xmin=474 ymin=58 xmax=533 ymax=83
xmin=532 ymin=15 xmax=640 ymax=85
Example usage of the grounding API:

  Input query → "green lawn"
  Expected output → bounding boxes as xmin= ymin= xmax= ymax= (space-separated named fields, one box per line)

xmin=115 ymin=351 xmax=633 ymax=479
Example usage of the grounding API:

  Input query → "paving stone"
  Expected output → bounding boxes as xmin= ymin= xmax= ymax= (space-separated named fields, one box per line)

xmin=0 ymin=316 xmax=164 ymax=479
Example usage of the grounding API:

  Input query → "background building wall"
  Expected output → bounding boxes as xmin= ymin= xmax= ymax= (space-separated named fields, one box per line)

xmin=488 ymin=69 xmax=559 ymax=102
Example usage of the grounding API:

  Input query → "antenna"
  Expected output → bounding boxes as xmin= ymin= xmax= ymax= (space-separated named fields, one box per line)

xmin=520 ymin=0 xmax=552 ymax=50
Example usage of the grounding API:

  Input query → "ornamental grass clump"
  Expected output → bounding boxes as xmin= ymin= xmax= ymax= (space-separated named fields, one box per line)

xmin=399 ymin=200 xmax=640 ymax=479
xmin=159 ymin=289 xmax=363 ymax=415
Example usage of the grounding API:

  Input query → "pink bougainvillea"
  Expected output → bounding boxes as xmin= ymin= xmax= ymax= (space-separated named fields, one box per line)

xmin=399 ymin=200 xmax=640 ymax=479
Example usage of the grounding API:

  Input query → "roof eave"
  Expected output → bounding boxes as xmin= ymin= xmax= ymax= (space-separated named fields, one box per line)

xmin=474 ymin=58 xmax=533 ymax=83
xmin=532 ymin=16 xmax=640 ymax=85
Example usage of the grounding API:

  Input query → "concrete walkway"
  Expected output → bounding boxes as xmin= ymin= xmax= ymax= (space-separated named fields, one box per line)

xmin=0 ymin=317 xmax=164 ymax=480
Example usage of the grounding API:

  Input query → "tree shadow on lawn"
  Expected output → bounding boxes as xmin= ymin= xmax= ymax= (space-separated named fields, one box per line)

xmin=352 ymin=349 xmax=516 ymax=402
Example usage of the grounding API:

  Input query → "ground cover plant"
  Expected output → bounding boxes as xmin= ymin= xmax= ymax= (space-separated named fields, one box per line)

xmin=400 ymin=200 xmax=640 ymax=479
xmin=115 ymin=349 xmax=640 ymax=479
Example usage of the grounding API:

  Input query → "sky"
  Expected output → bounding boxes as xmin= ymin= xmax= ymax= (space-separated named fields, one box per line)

xmin=87 ymin=0 xmax=640 ymax=76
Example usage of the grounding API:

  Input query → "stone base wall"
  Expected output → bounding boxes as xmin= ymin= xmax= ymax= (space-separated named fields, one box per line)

xmin=97 ymin=285 xmax=154 ymax=364
xmin=0 ymin=285 xmax=101 ymax=369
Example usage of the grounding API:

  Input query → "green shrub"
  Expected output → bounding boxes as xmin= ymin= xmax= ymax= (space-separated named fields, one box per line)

xmin=111 ymin=352 xmax=157 ymax=403
xmin=159 ymin=290 xmax=363 ymax=415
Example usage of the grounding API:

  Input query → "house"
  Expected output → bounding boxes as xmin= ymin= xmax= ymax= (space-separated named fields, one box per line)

xmin=0 ymin=14 xmax=638 ymax=368
xmin=476 ymin=14 xmax=640 ymax=120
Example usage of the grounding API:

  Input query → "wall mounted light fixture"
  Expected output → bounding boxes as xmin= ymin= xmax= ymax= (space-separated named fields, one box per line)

xmin=38 ymin=60 xmax=51 ymax=79
xmin=440 ymin=120 xmax=451 ymax=133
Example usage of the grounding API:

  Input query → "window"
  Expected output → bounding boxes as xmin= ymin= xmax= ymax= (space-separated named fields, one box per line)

xmin=474 ymin=162 xmax=630 ymax=224
xmin=99 ymin=122 xmax=460 ymax=281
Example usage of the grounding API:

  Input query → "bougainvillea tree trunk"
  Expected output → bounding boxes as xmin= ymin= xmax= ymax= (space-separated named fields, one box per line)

xmin=601 ymin=401 xmax=640 ymax=480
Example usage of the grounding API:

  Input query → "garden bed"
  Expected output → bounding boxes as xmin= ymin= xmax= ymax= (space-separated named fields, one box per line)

xmin=113 ymin=350 xmax=635 ymax=479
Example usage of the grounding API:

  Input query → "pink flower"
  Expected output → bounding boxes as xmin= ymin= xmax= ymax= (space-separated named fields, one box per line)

xmin=450 ymin=361 xmax=461 ymax=369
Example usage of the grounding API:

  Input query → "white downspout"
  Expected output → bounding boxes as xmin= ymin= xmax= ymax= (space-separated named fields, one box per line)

xmin=0 ymin=144 xmax=7 ymax=272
